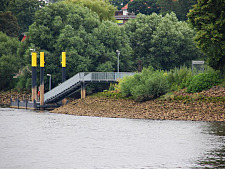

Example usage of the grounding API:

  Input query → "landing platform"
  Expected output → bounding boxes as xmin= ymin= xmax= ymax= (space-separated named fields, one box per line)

xmin=10 ymin=98 xmax=61 ymax=110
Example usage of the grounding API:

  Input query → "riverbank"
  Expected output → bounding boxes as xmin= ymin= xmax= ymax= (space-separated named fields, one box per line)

xmin=1 ymin=87 xmax=225 ymax=122
xmin=0 ymin=90 xmax=31 ymax=106
xmin=51 ymin=86 xmax=225 ymax=122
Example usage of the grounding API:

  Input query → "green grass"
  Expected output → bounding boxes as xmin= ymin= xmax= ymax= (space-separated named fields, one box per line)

xmin=91 ymin=91 xmax=134 ymax=100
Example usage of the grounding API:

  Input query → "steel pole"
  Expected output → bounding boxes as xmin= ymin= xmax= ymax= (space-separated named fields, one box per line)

xmin=40 ymin=52 xmax=45 ymax=110
xmin=31 ymin=52 xmax=37 ymax=102
xmin=117 ymin=50 xmax=120 ymax=73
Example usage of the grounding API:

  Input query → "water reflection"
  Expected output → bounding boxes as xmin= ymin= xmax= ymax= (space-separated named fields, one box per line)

xmin=0 ymin=108 xmax=224 ymax=169
xmin=197 ymin=122 xmax=225 ymax=168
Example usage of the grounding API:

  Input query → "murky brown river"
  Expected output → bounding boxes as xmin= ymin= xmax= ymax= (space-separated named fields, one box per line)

xmin=0 ymin=108 xmax=224 ymax=168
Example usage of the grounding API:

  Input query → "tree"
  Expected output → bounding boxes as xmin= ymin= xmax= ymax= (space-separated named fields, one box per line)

xmin=109 ymin=0 xmax=130 ymax=10
xmin=157 ymin=0 xmax=197 ymax=21
xmin=175 ymin=0 xmax=197 ymax=20
xmin=156 ymin=0 xmax=174 ymax=13
xmin=188 ymin=0 xmax=225 ymax=72
xmin=0 ymin=0 xmax=10 ymax=11
xmin=0 ymin=32 xmax=21 ymax=90
xmin=125 ymin=13 xmax=203 ymax=70
xmin=91 ymin=21 xmax=134 ymax=72
xmin=64 ymin=0 xmax=116 ymax=21
xmin=128 ymin=0 xmax=160 ymax=15
xmin=46 ymin=0 xmax=63 ymax=3
xmin=7 ymin=0 xmax=45 ymax=33
xmin=0 ymin=11 xmax=20 ymax=37
xmin=26 ymin=2 xmax=134 ymax=88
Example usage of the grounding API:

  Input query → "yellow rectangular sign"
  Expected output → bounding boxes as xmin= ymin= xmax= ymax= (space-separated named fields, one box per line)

xmin=40 ymin=52 xmax=45 ymax=67
xmin=62 ymin=52 xmax=66 ymax=67
xmin=32 ymin=52 xmax=37 ymax=67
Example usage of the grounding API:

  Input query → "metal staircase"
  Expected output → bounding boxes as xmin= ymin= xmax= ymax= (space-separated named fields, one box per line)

xmin=44 ymin=72 xmax=134 ymax=104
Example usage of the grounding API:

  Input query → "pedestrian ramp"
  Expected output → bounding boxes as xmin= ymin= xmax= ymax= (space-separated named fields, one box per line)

xmin=44 ymin=72 xmax=134 ymax=104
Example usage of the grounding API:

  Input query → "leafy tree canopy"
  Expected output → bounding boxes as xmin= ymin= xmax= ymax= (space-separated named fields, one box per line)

xmin=47 ymin=0 xmax=63 ymax=3
xmin=0 ymin=11 xmax=20 ymax=37
xmin=188 ymin=0 xmax=225 ymax=72
xmin=0 ymin=0 xmax=10 ymax=11
xmin=110 ymin=0 xmax=130 ymax=10
xmin=7 ymin=0 xmax=45 ymax=33
xmin=157 ymin=0 xmax=197 ymax=21
xmin=128 ymin=0 xmax=160 ymax=15
xmin=64 ymin=0 xmax=116 ymax=21
xmin=125 ymin=12 xmax=204 ymax=70
xmin=0 ymin=32 xmax=21 ymax=90
xmin=26 ymin=2 xmax=133 ymax=88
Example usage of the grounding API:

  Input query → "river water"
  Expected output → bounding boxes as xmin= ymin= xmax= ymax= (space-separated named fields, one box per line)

xmin=0 ymin=108 xmax=224 ymax=169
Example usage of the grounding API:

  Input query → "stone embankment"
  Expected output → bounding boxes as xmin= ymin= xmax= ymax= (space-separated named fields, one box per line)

xmin=1 ymin=86 xmax=225 ymax=122
xmin=51 ymin=86 xmax=225 ymax=122
xmin=0 ymin=91 xmax=31 ymax=106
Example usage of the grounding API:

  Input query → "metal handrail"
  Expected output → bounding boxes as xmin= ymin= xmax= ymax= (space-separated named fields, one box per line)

xmin=44 ymin=72 xmax=134 ymax=103
xmin=79 ymin=72 xmax=134 ymax=81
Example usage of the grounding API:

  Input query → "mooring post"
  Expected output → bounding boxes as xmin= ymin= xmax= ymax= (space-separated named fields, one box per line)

xmin=40 ymin=52 xmax=45 ymax=110
xmin=62 ymin=52 xmax=66 ymax=83
xmin=32 ymin=52 xmax=37 ymax=102
xmin=81 ymin=83 xmax=83 ymax=99
xmin=81 ymin=82 xmax=86 ymax=99
xmin=83 ymin=82 xmax=86 ymax=99
xmin=61 ymin=52 xmax=67 ymax=105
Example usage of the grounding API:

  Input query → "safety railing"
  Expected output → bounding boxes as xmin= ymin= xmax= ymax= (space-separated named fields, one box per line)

xmin=79 ymin=72 xmax=134 ymax=81
xmin=44 ymin=73 xmax=81 ymax=103
xmin=44 ymin=72 xmax=134 ymax=103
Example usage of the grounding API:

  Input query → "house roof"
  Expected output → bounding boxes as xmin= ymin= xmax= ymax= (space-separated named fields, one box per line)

xmin=121 ymin=0 xmax=133 ymax=10
xmin=21 ymin=35 xmax=27 ymax=42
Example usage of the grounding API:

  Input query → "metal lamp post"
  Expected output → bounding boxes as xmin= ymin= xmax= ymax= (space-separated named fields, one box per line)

xmin=116 ymin=50 xmax=120 ymax=73
xmin=47 ymin=74 xmax=51 ymax=91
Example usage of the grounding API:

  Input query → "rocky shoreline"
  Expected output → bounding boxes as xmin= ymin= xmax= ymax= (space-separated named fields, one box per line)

xmin=0 ymin=90 xmax=31 ymax=106
xmin=51 ymin=86 xmax=225 ymax=122
xmin=1 ymin=86 xmax=225 ymax=122
xmin=51 ymin=96 xmax=225 ymax=122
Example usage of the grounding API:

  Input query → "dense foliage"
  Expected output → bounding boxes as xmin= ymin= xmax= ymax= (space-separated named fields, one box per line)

xmin=120 ymin=67 xmax=169 ymax=101
xmin=0 ymin=32 xmax=21 ymax=90
xmin=64 ymin=0 xmax=116 ymax=21
xmin=166 ymin=66 xmax=193 ymax=91
xmin=0 ymin=0 xmax=10 ymax=11
xmin=187 ymin=70 xmax=221 ymax=93
xmin=111 ymin=0 xmax=197 ymax=21
xmin=188 ymin=0 xmax=225 ymax=72
xmin=157 ymin=0 xmax=197 ymax=21
xmin=0 ymin=11 xmax=20 ymax=37
xmin=128 ymin=0 xmax=160 ymax=15
xmin=111 ymin=0 xmax=130 ymax=10
xmin=6 ymin=0 xmax=45 ymax=34
xmin=23 ymin=2 xmax=134 ymax=89
xmin=117 ymin=65 xmax=224 ymax=101
xmin=1 ymin=0 xmax=224 ymax=98
xmin=125 ymin=13 xmax=203 ymax=70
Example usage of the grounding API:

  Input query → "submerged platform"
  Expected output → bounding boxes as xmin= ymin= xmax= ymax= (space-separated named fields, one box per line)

xmin=10 ymin=98 xmax=61 ymax=110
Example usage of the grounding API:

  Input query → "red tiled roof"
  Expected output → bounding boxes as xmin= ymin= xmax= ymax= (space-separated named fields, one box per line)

xmin=21 ymin=35 xmax=27 ymax=42
xmin=121 ymin=4 xmax=128 ymax=10
xmin=121 ymin=0 xmax=133 ymax=10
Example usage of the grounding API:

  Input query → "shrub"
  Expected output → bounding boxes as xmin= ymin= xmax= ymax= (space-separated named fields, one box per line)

xmin=120 ymin=67 xmax=169 ymax=101
xmin=166 ymin=66 xmax=193 ymax=91
xmin=187 ymin=70 xmax=221 ymax=93
xmin=108 ymin=83 xmax=115 ymax=91
xmin=120 ymin=74 xmax=138 ymax=97
xmin=159 ymin=92 xmax=175 ymax=101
